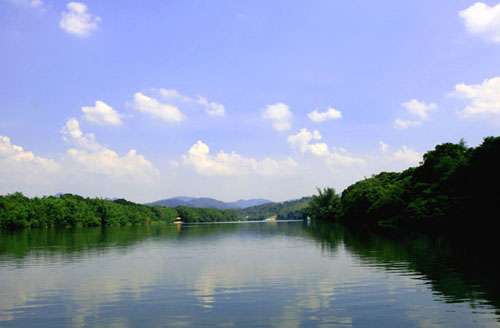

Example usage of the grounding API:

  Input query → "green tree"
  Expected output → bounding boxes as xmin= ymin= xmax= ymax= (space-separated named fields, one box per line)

xmin=307 ymin=188 xmax=342 ymax=221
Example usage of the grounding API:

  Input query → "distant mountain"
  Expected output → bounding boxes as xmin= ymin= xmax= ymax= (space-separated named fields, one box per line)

xmin=228 ymin=199 xmax=272 ymax=208
xmin=148 ymin=197 xmax=272 ymax=209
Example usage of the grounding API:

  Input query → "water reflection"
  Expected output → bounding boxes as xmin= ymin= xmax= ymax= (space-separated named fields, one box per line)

xmin=0 ymin=222 xmax=498 ymax=327
xmin=306 ymin=221 xmax=500 ymax=312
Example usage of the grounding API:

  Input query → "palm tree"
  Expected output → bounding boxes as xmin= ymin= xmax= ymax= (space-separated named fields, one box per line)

xmin=307 ymin=188 xmax=342 ymax=221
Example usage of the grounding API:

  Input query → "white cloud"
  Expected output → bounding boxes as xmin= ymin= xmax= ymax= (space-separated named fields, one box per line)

xmin=61 ymin=118 xmax=102 ymax=151
xmin=401 ymin=99 xmax=436 ymax=120
xmin=0 ymin=136 xmax=59 ymax=172
xmin=284 ymin=129 xmax=379 ymax=195
xmin=2 ymin=120 xmax=159 ymax=200
xmin=374 ymin=142 xmax=422 ymax=166
xmin=195 ymin=96 xmax=225 ymax=116
xmin=183 ymin=140 xmax=297 ymax=176
xmin=308 ymin=107 xmax=342 ymax=123
xmin=379 ymin=141 xmax=389 ymax=153
xmin=326 ymin=149 xmax=366 ymax=167
xmin=0 ymin=136 xmax=59 ymax=194
xmin=262 ymin=103 xmax=292 ymax=131
xmin=133 ymin=92 xmax=184 ymax=122
xmin=391 ymin=146 xmax=422 ymax=165
xmin=159 ymin=88 xmax=225 ymax=116
xmin=459 ymin=2 xmax=500 ymax=43
xmin=59 ymin=2 xmax=101 ymax=37
xmin=62 ymin=118 xmax=158 ymax=180
xmin=159 ymin=88 xmax=188 ymax=101
xmin=0 ymin=125 xmax=427 ymax=203
xmin=455 ymin=76 xmax=500 ymax=121
xmin=310 ymin=139 xmax=414 ymax=175
xmin=288 ymin=128 xmax=327 ymax=156
xmin=81 ymin=101 xmax=122 ymax=126
xmin=393 ymin=118 xmax=421 ymax=129
xmin=65 ymin=148 xmax=157 ymax=180
xmin=288 ymin=128 xmax=364 ymax=166
xmin=394 ymin=99 xmax=436 ymax=129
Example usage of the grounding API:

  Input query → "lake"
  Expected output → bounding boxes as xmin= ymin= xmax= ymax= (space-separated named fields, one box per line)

xmin=0 ymin=221 xmax=499 ymax=327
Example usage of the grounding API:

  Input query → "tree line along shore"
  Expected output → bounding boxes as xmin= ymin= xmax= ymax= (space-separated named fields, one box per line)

xmin=0 ymin=192 xmax=311 ymax=230
xmin=308 ymin=136 xmax=500 ymax=236
xmin=1 ymin=136 xmax=499 ymax=234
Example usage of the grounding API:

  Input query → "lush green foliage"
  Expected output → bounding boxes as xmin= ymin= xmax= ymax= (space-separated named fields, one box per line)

xmin=0 ymin=193 xmax=178 ymax=230
xmin=310 ymin=136 xmax=500 ymax=233
xmin=0 ymin=193 xmax=308 ymax=229
xmin=237 ymin=197 xmax=311 ymax=221
xmin=307 ymin=188 xmax=342 ymax=221
xmin=341 ymin=172 xmax=409 ymax=226
xmin=175 ymin=206 xmax=239 ymax=223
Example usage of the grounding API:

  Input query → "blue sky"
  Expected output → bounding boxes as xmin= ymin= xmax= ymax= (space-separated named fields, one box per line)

xmin=1 ymin=0 xmax=500 ymax=202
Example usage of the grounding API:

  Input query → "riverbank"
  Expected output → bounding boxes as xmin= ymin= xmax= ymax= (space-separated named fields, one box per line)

xmin=307 ymin=136 xmax=500 ymax=236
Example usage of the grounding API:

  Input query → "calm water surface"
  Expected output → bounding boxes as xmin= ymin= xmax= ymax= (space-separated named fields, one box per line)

xmin=0 ymin=221 xmax=499 ymax=327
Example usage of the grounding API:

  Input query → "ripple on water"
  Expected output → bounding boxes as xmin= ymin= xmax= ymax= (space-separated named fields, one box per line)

xmin=0 ymin=223 xmax=499 ymax=327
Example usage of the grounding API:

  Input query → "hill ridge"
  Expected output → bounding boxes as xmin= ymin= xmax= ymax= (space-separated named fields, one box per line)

xmin=147 ymin=197 xmax=272 ymax=209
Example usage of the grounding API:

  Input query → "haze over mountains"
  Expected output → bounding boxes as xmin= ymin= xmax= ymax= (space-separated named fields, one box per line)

xmin=148 ymin=197 xmax=272 ymax=209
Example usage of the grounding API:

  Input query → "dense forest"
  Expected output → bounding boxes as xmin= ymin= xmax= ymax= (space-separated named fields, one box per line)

xmin=0 ymin=193 xmax=179 ymax=229
xmin=0 ymin=194 xmax=243 ymax=230
xmin=0 ymin=192 xmax=306 ymax=230
xmin=307 ymin=136 xmax=500 ymax=234
xmin=175 ymin=206 xmax=239 ymax=223
xmin=236 ymin=197 xmax=311 ymax=221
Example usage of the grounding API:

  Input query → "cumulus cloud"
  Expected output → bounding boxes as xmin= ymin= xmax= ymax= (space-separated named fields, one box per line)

xmin=287 ymin=129 xmax=420 ymax=170
xmin=0 ymin=124 xmax=426 ymax=203
xmin=288 ymin=128 xmax=327 ymax=156
xmin=133 ymin=92 xmax=184 ymax=122
xmin=366 ymin=143 xmax=423 ymax=173
xmin=61 ymin=118 xmax=102 ymax=151
xmin=326 ymin=149 xmax=366 ymax=167
xmin=59 ymin=2 xmax=101 ymax=37
xmin=394 ymin=118 xmax=422 ymax=129
xmin=455 ymin=76 xmax=500 ymax=121
xmin=159 ymin=88 xmax=225 ymax=116
xmin=195 ymin=96 xmax=225 ymax=116
xmin=0 ymin=136 xmax=59 ymax=194
xmin=65 ymin=148 xmax=157 ymax=180
xmin=391 ymin=146 xmax=422 ymax=165
xmin=373 ymin=142 xmax=422 ymax=166
xmin=394 ymin=99 xmax=436 ymax=129
xmin=81 ymin=101 xmax=122 ymax=126
xmin=459 ymin=2 xmax=500 ymax=43
xmin=401 ymin=99 xmax=436 ymax=120
xmin=1 ymin=119 xmax=160 ymax=200
xmin=0 ymin=136 xmax=59 ymax=172
xmin=262 ymin=103 xmax=292 ymax=131
xmin=183 ymin=140 xmax=297 ymax=176
xmin=61 ymin=118 xmax=158 ymax=180
xmin=159 ymin=88 xmax=188 ymax=100
xmin=308 ymin=107 xmax=342 ymax=123
xmin=288 ymin=128 xmax=364 ymax=166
